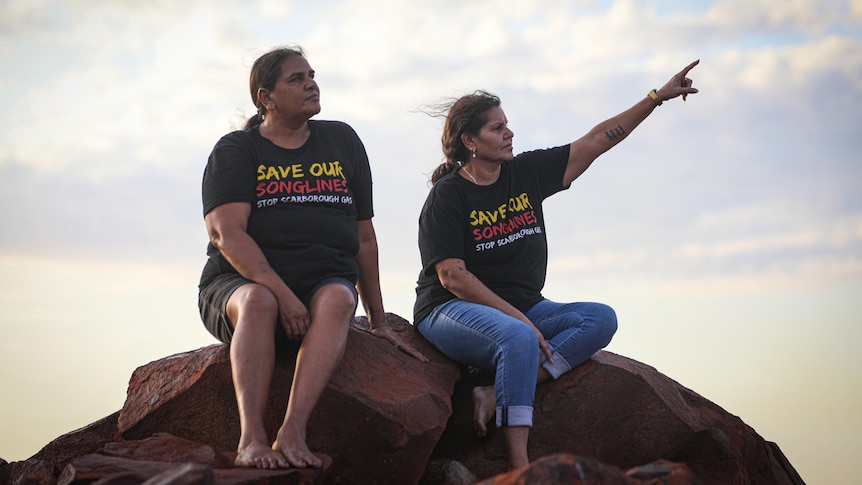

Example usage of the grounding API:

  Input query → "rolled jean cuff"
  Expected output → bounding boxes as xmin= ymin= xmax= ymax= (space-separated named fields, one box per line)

xmin=496 ymin=406 xmax=533 ymax=428
xmin=541 ymin=350 xmax=572 ymax=380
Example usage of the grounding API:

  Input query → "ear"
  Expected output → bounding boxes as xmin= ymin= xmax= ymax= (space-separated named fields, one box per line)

xmin=257 ymin=87 xmax=274 ymax=111
xmin=460 ymin=132 xmax=476 ymax=152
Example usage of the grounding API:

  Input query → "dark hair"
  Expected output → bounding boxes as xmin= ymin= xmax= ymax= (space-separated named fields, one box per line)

xmin=243 ymin=46 xmax=306 ymax=130
xmin=430 ymin=90 xmax=501 ymax=185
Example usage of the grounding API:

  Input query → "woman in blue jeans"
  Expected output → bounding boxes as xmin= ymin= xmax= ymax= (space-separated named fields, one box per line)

xmin=413 ymin=60 xmax=699 ymax=469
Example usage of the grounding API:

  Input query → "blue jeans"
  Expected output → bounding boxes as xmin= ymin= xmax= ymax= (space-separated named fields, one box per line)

xmin=416 ymin=298 xmax=617 ymax=428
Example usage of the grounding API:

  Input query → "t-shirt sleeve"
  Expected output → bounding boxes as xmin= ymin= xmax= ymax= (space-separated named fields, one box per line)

xmin=417 ymin=183 xmax=466 ymax=276
xmin=341 ymin=123 xmax=374 ymax=221
xmin=515 ymin=144 xmax=571 ymax=200
xmin=201 ymin=132 xmax=256 ymax=216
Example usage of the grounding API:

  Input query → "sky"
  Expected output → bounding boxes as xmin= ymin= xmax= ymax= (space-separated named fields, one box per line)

xmin=1 ymin=0 xmax=860 ymax=482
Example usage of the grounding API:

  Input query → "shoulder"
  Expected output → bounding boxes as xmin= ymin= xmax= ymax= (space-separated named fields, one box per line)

xmin=309 ymin=120 xmax=366 ymax=152
xmin=310 ymin=119 xmax=359 ymax=138
xmin=431 ymin=172 xmax=465 ymax=193
xmin=213 ymin=128 xmax=257 ymax=151
xmin=508 ymin=145 xmax=570 ymax=178
xmin=214 ymin=129 xmax=244 ymax=145
xmin=423 ymin=173 xmax=467 ymax=206
xmin=512 ymin=144 xmax=570 ymax=164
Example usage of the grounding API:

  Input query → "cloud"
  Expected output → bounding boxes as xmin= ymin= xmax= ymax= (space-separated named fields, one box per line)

xmin=0 ymin=0 xmax=859 ymax=278
xmin=707 ymin=0 xmax=859 ymax=32
xmin=1 ymin=4 xmax=861 ymax=480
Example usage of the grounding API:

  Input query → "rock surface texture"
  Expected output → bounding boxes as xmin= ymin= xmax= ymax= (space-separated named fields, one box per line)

xmin=430 ymin=351 xmax=804 ymax=484
xmin=1 ymin=313 xmax=805 ymax=484
xmin=117 ymin=313 xmax=460 ymax=484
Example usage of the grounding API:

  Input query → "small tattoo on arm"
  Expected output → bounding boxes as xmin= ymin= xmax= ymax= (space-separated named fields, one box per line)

xmin=604 ymin=124 xmax=627 ymax=141
xmin=456 ymin=263 xmax=477 ymax=281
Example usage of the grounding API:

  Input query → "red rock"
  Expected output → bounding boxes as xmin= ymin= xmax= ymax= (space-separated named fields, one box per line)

xmin=476 ymin=454 xmax=699 ymax=485
xmin=0 ymin=458 xmax=56 ymax=485
xmin=0 ymin=411 xmax=121 ymax=485
xmin=6 ymin=313 xmax=806 ymax=485
xmin=118 ymin=313 xmax=461 ymax=484
xmin=420 ymin=459 xmax=478 ymax=485
xmin=55 ymin=432 xmax=329 ymax=484
xmin=477 ymin=453 xmax=638 ymax=485
xmin=32 ymin=411 xmax=120 ymax=466
xmin=430 ymin=351 xmax=803 ymax=484
xmin=57 ymin=451 xmax=324 ymax=485
xmin=99 ymin=462 xmax=214 ymax=485
xmin=97 ymin=433 xmax=231 ymax=468
xmin=626 ymin=460 xmax=700 ymax=485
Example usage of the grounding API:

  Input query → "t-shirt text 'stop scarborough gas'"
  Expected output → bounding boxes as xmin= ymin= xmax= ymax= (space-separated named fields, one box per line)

xmin=413 ymin=145 xmax=571 ymax=323
xmin=200 ymin=120 xmax=373 ymax=295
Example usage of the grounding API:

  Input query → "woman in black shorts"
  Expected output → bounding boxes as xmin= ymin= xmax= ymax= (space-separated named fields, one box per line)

xmin=198 ymin=46 xmax=426 ymax=470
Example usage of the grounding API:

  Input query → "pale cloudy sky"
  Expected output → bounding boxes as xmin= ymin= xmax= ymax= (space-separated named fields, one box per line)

xmin=1 ymin=1 xmax=860 ymax=482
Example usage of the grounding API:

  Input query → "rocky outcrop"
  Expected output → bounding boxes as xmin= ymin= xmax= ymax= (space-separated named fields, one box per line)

xmin=1 ymin=313 xmax=804 ymax=484
xmin=431 ymin=352 xmax=803 ymax=484
xmin=117 ymin=313 xmax=461 ymax=484
xmin=57 ymin=433 xmax=326 ymax=484
xmin=476 ymin=454 xmax=698 ymax=485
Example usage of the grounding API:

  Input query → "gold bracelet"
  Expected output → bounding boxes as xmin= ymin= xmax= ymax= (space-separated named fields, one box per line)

xmin=648 ymin=89 xmax=662 ymax=106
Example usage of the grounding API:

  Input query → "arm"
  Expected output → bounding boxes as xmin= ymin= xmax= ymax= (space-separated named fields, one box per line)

xmin=563 ymin=60 xmax=700 ymax=186
xmin=204 ymin=201 xmax=310 ymax=338
xmin=435 ymin=257 xmax=553 ymax=362
xmin=355 ymin=219 xmax=386 ymax=326
xmin=355 ymin=219 xmax=429 ymax=362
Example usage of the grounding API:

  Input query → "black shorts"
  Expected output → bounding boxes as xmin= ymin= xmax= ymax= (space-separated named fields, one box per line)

xmin=198 ymin=273 xmax=358 ymax=344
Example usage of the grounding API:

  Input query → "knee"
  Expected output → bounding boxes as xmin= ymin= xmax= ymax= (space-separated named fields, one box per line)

xmin=229 ymin=284 xmax=278 ymax=328
xmin=310 ymin=284 xmax=357 ymax=326
xmin=497 ymin=323 xmax=538 ymax=361
xmin=594 ymin=303 xmax=618 ymax=345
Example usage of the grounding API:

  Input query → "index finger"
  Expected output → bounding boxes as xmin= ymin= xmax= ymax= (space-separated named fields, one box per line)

xmin=679 ymin=59 xmax=700 ymax=77
xmin=394 ymin=339 xmax=430 ymax=362
xmin=404 ymin=345 xmax=430 ymax=363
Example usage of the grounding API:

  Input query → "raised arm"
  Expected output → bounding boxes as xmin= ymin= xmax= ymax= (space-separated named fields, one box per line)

xmin=204 ymin=202 xmax=310 ymax=338
xmin=563 ymin=60 xmax=699 ymax=186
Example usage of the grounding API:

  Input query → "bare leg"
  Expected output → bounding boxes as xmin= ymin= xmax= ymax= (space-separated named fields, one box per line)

xmin=273 ymin=284 xmax=355 ymax=468
xmin=473 ymin=366 xmax=552 ymax=439
xmin=227 ymin=285 xmax=290 ymax=469
xmin=502 ymin=426 xmax=531 ymax=469
xmin=472 ymin=385 xmax=495 ymax=438
xmin=473 ymin=364 xmax=554 ymax=470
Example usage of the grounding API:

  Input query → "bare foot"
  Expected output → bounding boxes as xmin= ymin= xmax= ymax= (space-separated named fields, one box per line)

xmin=235 ymin=442 xmax=290 ymax=469
xmin=273 ymin=427 xmax=322 ymax=468
xmin=472 ymin=385 xmax=496 ymax=438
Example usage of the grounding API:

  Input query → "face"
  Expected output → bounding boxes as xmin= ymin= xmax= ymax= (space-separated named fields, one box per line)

xmin=468 ymin=106 xmax=514 ymax=163
xmin=261 ymin=55 xmax=321 ymax=120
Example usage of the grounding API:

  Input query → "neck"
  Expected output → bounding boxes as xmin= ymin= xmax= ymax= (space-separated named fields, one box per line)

xmin=461 ymin=161 xmax=500 ymax=185
xmin=259 ymin=118 xmax=311 ymax=149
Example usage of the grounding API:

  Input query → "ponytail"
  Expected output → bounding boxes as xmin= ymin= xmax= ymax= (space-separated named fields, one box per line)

xmin=243 ymin=111 xmax=265 ymax=130
xmin=431 ymin=160 xmax=460 ymax=186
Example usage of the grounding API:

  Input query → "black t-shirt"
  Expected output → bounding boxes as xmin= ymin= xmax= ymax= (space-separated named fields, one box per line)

xmin=413 ymin=145 xmax=571 ymax=323
xmin=199 ymin=120 xmax=374 ymax=294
